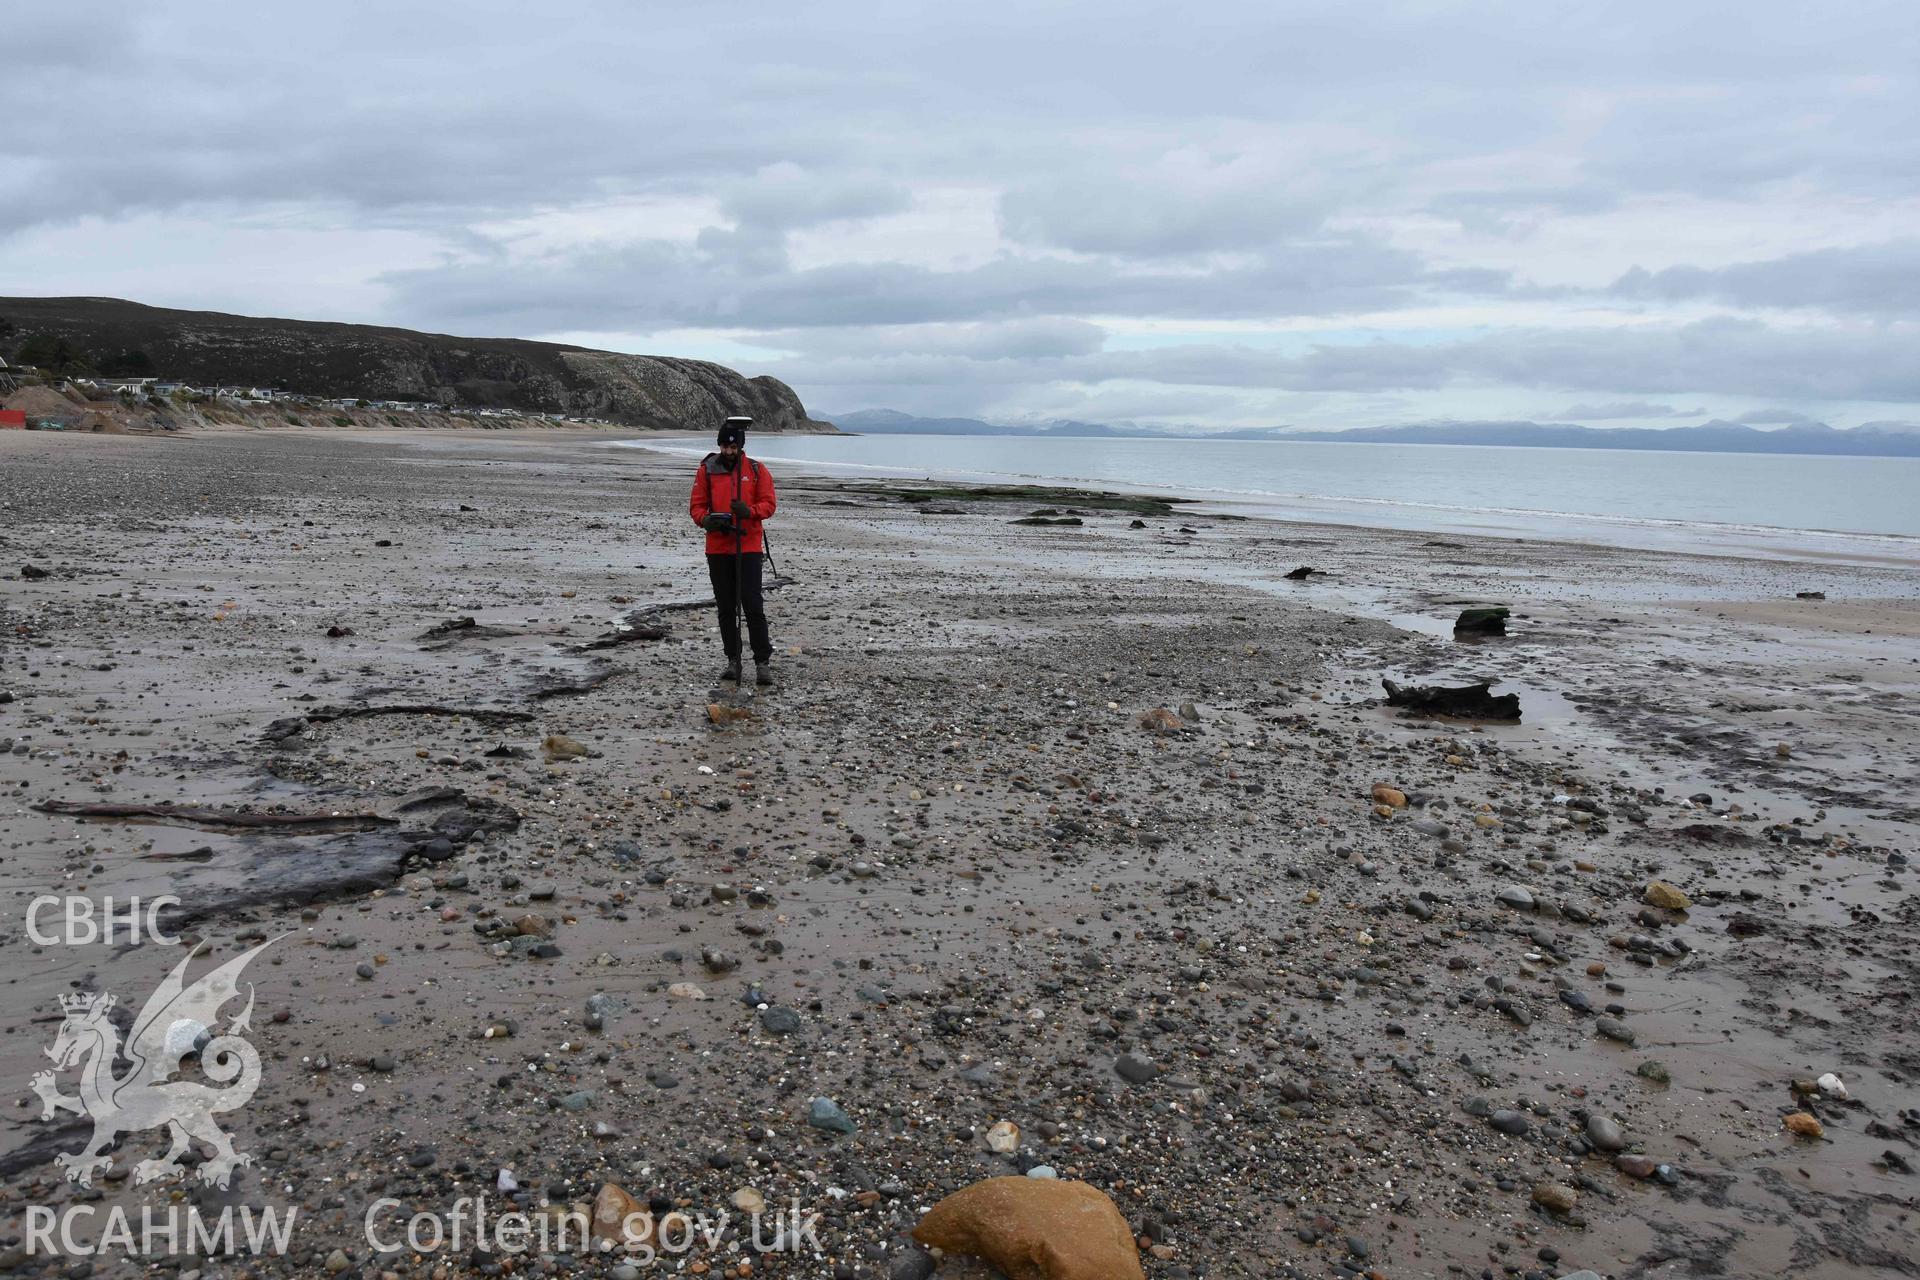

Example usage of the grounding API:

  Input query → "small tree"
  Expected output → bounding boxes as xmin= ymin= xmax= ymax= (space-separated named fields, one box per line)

xmin=100 ymin=348 xmax=155 ymax=376
xmin=14 ymin=334 xmax=92 ymax=374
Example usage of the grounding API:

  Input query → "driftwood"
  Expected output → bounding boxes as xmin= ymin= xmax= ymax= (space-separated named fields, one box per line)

xmin=1676 ymin=823 xmax=1753 ymax=847
xmin=579 ymin=615 xmax=671 ymax=650
xmin=392 ymin=785 xmax=466 ymax=812
xmin=263 ymin=703 xmax=536 ymax=743
xmin=33 ymin=800 xmax=396 ymax=833
xmin=1284 ymin=566 xmax=1323 ymax=580
xmin=1382 ymin=677 xmax=1521 ymax=721
xmin=417 ymin=616 xmax=526 ymax=649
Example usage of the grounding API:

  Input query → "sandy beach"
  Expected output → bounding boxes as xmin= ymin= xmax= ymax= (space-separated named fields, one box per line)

xmin=2 ymin=425 xmax=1915 ymax=1279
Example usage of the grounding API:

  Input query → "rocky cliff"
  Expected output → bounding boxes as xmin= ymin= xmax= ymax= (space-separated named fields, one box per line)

xmin=0 ymin=297 xmax=833 ymax=432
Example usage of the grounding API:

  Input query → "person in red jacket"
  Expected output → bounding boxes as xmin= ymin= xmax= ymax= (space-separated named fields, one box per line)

xmin=689 ymin=417 xmax=778 ymax=684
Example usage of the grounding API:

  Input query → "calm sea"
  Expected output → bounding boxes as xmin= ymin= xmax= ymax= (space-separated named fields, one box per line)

xmin=623 ymin=434 xmax=1920 ymax=565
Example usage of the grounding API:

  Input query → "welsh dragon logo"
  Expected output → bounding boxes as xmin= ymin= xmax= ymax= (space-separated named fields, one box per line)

xmin=31 ymin=938 xmax=279 ymax=1189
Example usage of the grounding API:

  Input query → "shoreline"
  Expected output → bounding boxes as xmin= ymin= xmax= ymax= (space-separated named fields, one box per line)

xmin=605 ymin=434 xmax=1920 ymax=569
xmin=1 ymin=426 xmax=1914 ymax=1278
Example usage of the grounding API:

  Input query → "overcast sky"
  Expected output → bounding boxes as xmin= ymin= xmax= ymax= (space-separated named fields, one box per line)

xmin=4 ymin=0 xmax=1916 ymax=430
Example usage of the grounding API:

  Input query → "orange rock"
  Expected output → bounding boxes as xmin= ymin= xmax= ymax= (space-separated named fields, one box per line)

xmin=912 ymin=1177 xmax=1145 ymax=1280
xmin=708 ymin=702 xmax=753 ymax=725
xmin=1369 ymin=783 xmax=1408 ymax=808
xmin=591 ymin=1182 xmax=655 ymax=1249
xmin=1784 ymin=1112 xmax=1824 ymax=1139
xmin=1136 ymin=707 xmax=1184 ymax=734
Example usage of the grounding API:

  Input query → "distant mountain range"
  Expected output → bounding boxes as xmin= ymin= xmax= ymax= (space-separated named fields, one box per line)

xmin=831 ymin=408 xmax=1920 ymax=457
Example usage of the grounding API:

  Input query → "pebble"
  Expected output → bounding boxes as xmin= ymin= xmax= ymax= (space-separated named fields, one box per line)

xmin=1644 ymin=880 xmax=1692 ymax=910
xmin=1532 ymin=1181 xmax=1578 ymax=1213
xmin=1586 ymin=1114 xmax=1627 ymax=1151
xmin=1496 ymin=884 xmax=1535 ymax=909
xmin=1614 ymin=1154 xmax=1658 ymax=1179
xmin=889 ymin=1251 xmax=937 ymax=1280
xmin=808 ymin=1097 xmax=855 ymax=1133
xmin=1784 ymin=1112 xmax=1824 ymax=1139
xmin=1595 ymin=1017 xmax=1636 ymax=1044
xmin=759 ymin=1005 xmax=802 ymax=1034
xmin=1490 ymin=1109 xmax=1530 ymax=1136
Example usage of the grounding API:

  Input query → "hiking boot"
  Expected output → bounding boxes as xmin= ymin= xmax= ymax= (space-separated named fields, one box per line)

xmin=720 ymin=658 xmax=742 ymax=682
xmin=754 ymin=661 xmax=774 ymax=687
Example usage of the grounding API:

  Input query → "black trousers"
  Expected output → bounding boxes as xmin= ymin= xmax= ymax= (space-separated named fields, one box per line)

xmin=707 ymin=552 xmax=772 ymax=663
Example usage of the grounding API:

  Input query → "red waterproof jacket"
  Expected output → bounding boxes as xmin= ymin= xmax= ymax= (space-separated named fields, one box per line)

xmin=689 ymin=453 xmax=777 ymax=554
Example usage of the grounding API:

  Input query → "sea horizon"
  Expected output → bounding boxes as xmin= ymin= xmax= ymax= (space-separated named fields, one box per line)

xmin=620 ymin=431 xmax=1920 ymax=567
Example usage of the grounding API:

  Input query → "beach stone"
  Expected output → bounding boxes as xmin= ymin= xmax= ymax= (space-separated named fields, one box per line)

xmin=1596 ymin=1017 xmax=1636 ymax=1044
xmin=1137 ymin=707 xmax=1184 ymax=734
xmin=808 ymin=1097 xmax=855 ymax=1133
xmin=889 ymin=1250 xmax=937 ymax=1280
xmin=542 ymin=733 xmax=589 ymax=761
xmin=591 ymin=1182 xmax=653 ymax=1249
xmin=1114 ymin=1053 xmax=1161 ymax=1084
xmin=912 ymin=1176 xmax=1145 ymax=1280
xmin=1586 ymin=1114 xmax=1628 ymax=1151
xmin=1490 ymin=1109 xmax=1530 ymax=1136
xmin=1615 ymin=1154 xmax=1658 ymax=1179
xmin=1784 ymin=1112 xmax=1824 ymax=1139
xmin=1532 ymin=1182 xmax=1578 ymax=1213
xmin=759 ymin=1005 xmax=802 ymax=1034
xmin=1645 ymin=880 xmax=1692 ymax=910
xmin=1496 ymin=885 xmax=1535 ymax=909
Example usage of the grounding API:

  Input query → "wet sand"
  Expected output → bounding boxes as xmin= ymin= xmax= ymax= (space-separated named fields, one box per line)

xmin=1 ymin=426 xmax=1915 ymax=1279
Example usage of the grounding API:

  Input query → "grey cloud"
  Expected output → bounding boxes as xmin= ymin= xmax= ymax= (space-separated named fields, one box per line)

xmin=997 ymin=154 xmax=1336 ymax=255
xmin=10 ymin=1 xmax=1916 ymax=242
xmin=760 ymin=319 xmax=1920 ymax=403
xmin=1612 ymin=241 xmax=1920 ymax=315
xmin=380 ymin=233 xmax=1451 ymax=332
xmin=744 ymin=318 xmax=1106 ymax=360
xmin=719 ymin=165 xmax=913 ymax=233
